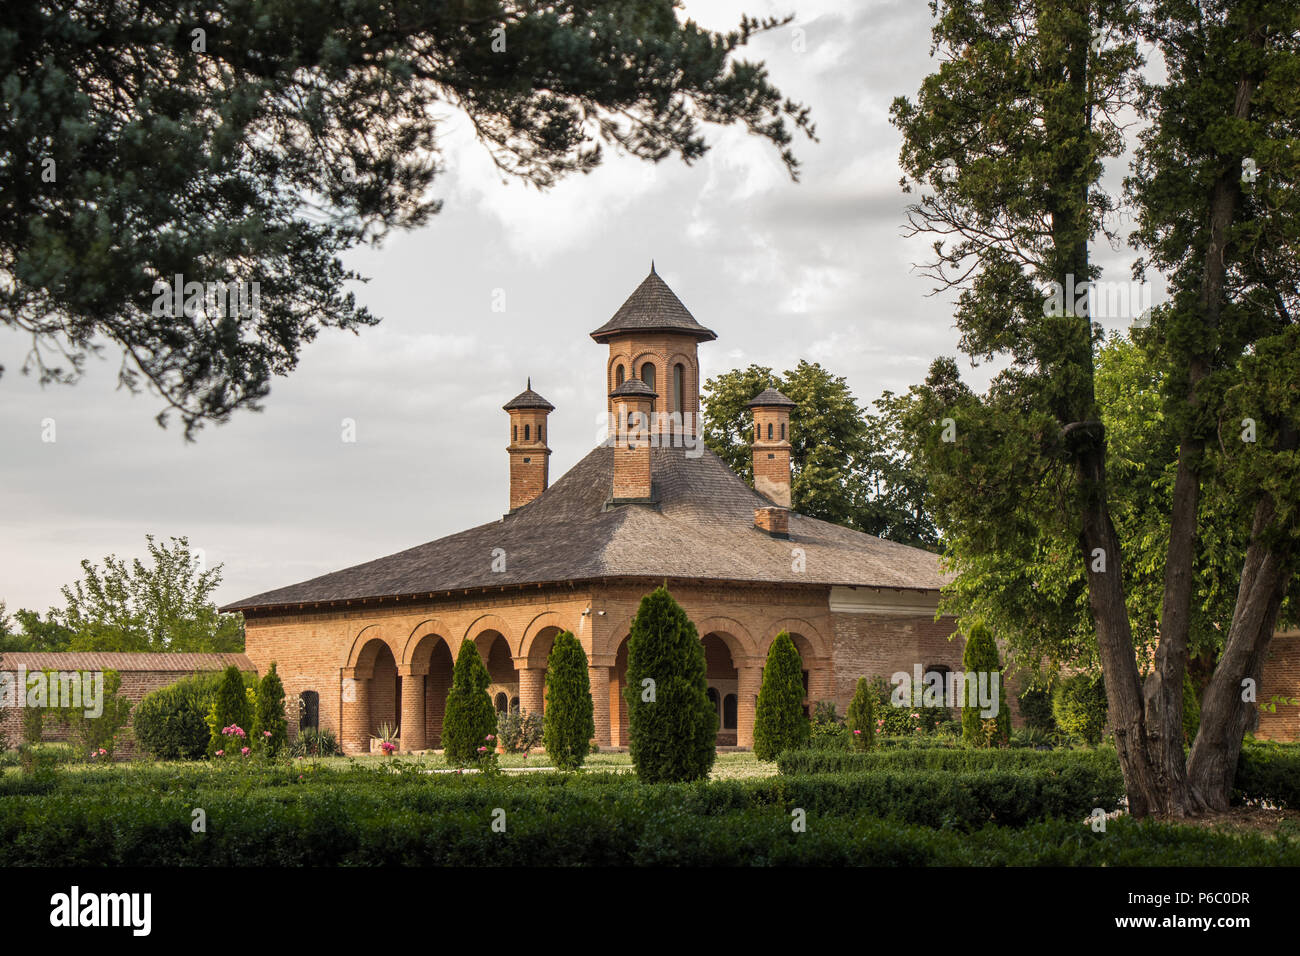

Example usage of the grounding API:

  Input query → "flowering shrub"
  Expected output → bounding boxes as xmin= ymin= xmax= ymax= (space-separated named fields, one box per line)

xmin=212 ymin=724 xmax=250 ymax=759
xmin=476 ymin=735 xmax=501 ymax=775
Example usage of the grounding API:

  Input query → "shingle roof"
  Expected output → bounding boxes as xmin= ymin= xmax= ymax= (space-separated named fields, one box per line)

xmin=503 ymin=380 xmax=554 ymax=411
xmin=610 ymin=377 xmax=657 ymax=398
xmin=589 ymin=267 xmax=718 ymax=342
xmin=747 ymin=387 xmax=796 ymax=408
xmin=223 ymin=446 xmax=947 ymax=612
xmin=0 ymin=652 xmax=253 ymax=672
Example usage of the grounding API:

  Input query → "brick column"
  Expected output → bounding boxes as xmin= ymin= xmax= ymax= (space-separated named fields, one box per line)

xmin=736 ymin=663 xmax=762 ymax=749
xmin=399 ymin=666 xmax=427 ymax=752
xmin=340 ymin=667 xmax=372 ymax=756
xmin=588 ymin=661 xmax=612 ymax=747
xmin=519 ymin=666 xmax=545 ymax=717
xmin=425 ymin=666 xmax=452 ymax=750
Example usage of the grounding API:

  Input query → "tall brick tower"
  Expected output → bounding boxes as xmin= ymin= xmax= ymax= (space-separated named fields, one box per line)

xmin=609 ymin=376 xmax=656 ymax=502
xmin=590 ymin=264 xmax=716 ymax=439
xmin=747 ymin=387 xmax=795 ymax=508
xmin=504 ymin=379 xmax=553 ymax=512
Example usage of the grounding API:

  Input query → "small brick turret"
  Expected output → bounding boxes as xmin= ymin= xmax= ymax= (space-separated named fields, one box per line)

xmin=609 ymin=377 xmax=656 ymax=502
xmin=747 ymin=387 xmax=794 ymax=509
xmin=504 ymin=379 xmax=553 ymax=512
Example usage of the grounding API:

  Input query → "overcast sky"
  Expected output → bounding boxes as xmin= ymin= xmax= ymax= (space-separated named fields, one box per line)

xmin=0 ymin=0 xmax=1155 ymax=615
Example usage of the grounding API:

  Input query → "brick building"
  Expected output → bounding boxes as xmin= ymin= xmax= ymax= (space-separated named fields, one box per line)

xmin=223 ymin=267 xmax=1300 ymax=752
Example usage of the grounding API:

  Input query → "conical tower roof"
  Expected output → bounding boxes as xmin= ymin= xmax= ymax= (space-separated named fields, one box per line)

xmin=590 ymin=266 xmax=717 ymax=343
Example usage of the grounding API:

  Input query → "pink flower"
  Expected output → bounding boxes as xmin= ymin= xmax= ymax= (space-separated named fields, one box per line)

xmin=263 ymin=731 xmax=272 ymax=738
xmin=89 ymin=751 xmax=97 ymax=758
xmin=240 ymin=746 xmax=250 ymax=755
xmin=477 ymin=746 xmax=487 ymax=753
xmin=853 ymin=729 xmax=861 ymax=735
xmin=216 ymin=750 xmax=224 ymax=757
xmin=99 ymin=748 xmax=107 ymax=755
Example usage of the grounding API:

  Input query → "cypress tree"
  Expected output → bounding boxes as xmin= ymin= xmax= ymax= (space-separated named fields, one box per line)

xmin=752 ymin=631 xmax=810 ymax=761
xmin=209 ymin=665 xmax=252 ymax=755
xmin=253 ymin=662 xmax=288 ymax=757
xmin=960 ymin=624 xmax=1010 ymax=746
xmin=624 ymin=586 xmax=716 ymax=783
xmin=846 ymin=676 xmax=875 ymax=751
xmin=543 ymin=631 xmax=595 ymax=771
xmin=442 ymin=640 xmax=497 ymax=765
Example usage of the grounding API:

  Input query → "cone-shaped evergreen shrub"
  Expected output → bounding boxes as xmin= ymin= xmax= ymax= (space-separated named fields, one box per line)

xmin=752 ymin=631 xmax=810 ymax=761
xmin=624 ymin=586 xmax=716 ymax=783
xmin=254 ymin=662 xmax=288 ymax=757
xmin=442 ymin=639 xmax=498 ymax=765
xmin=208 ymin=665 xmax=252 ymax=756
xmin=543 ymin=631 xmax=595 ymax=771
xmin=846 ymin=676 xmax=875 ymax=751
xmin=1053 ymin=672 xmax=1108 ymax=746
xmin=960 ymin=624 xmax=1010 ymax=747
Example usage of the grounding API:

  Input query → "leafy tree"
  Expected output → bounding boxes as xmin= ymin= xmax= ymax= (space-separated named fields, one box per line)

xmin=752 ymin=631 xmax=809 ymax=761
xmin=19 ymin=535 xmax=243 ymax=653
xmin=846 ymin=677 xmax=876 ymax=750
xmin=134 ymin=672 xmax=222 ymax=760
xmin=253 ymin=662 xmax=289 ymax=757
xmin=542 ymin=631 xmax=595 ymax=771
xmin=892 ymin=0 xmax=1299 ymax=815
xmin=959 ymin=624 xmax=1010 ymax=747
xmin=442 ymin=639 xmax=498 ymax=766
xmin=1 ymin=0 xmax=813 ymax=435
xmin=624 ymin=586 xmax=716 ymax=783
xmin=8 ymin=608 xmax=75 ymax=652
xmin=57 ymin=669 xmax=133 ymax=759
xmin=701 ymin=361 xmax=938 ymax=546
xmin=208 ymin=665 xmax=253 ymax=756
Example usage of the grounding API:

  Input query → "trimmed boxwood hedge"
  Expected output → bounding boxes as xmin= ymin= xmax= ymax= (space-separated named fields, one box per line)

xmin=0 ymin=762 xmax=1294 ymax=866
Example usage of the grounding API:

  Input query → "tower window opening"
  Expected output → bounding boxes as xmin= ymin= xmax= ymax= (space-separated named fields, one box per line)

xmin=673 ymin=364 xmax=684 ymax=413
xmin=513 ymin=424 xmax=517 ymax=443
xmin=781 ymin=422 xmax=786 ymax=440
xmin=615 ymin=364 xmax=625 ymax=387
xmin=641 ymin=362 xmax=656 ymax=411
xmin=767 ymin=422 xmax=773 ymax=440
xmin=524 ymin=424 xmax=530 ymax=441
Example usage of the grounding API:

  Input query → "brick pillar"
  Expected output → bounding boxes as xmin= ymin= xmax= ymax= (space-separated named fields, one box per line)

xmin=519 ymin=666 xmax=545 ymax=717
xmin=588 ymin=662 xmax=612 ymax=747
xmin=341 ymin=667 xmax=372 ymax=756
xmin=736 ymin=663 xmax=762 ymax=749
xmin=399 ymin=666 xmax=427 ymax=752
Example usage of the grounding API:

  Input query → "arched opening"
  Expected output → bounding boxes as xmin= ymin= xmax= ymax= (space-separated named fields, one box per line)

xmin=476 ymin=630 xmax=520 ymax=722
xmin=615 ymin=364 xmax=625 ymax=387
xmin=355 ymin=639 xmax=398 ymax=748
xmin=410 ymin=632 xmax=455 ymax=749
xmin=767 ymin=422 xmax=773 ymax=440
xmin=512 ymin=424 xmax=517 ymax=443
xmin=723 ymin=694 xmax=738 ymax=731
xmin=612 ymin=636 xmax=631 ymax=747
xmin=706 ymin=687 xmax=720 ymax=724
xmin=641 ymin=362 xmax=656 ymax=411
xmin=298 ymin=690 xmax=319 ymax=732
xmin=494 ymin=692 xmax=508 ymax=714
xmin=525 ymin=626 xmax=561 ymax=714
xmin=780 ymin=421 xmax=786 ymax=440
xmin=703 ymin=632 xmax=739 ymax=746
xmin=784 ymin=632 xmax=814 ymax=718
xmin=524 ymin=423 xmax=530 ymax=441
xmin=673 ymin=363 xmax=684 ymax=413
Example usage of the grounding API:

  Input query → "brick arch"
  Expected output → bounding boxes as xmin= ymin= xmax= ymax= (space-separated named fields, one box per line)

xmin=519 ymin=611 xmax=571 ymax=661
xmin=400 ymin=618 xmax=456 ymax=668
xmin=344 ymin=623 xmax=403 ymax=674
xmin=665 ymin=351 xmax=697 ymax=413
xmin=762 ymin=618 xmax=831 ymax=661
xmin=607 ymin=353 xmax=631 ymax=390
xmin=464 ymin=614 xmax=515 ymax=657
xmin=693 ymin=616 xmax=759 ymax=661
xmin=596 ymin=613 xmax=636 ymax=660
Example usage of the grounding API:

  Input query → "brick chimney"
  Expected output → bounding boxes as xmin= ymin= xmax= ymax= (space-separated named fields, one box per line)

xmin=609 ymin=377 xmax=656 ymax=502
xmin=503 ymin=379 xmax=553 ymax=512
xmin=754 ymin=506 xmax=789 ymax=538
xmin=747 ymin=387 xmax=795 ymax=508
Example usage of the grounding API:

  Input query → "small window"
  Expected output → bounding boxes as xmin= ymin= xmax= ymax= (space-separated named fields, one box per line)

xmin=512 ymin=424 xmax=517 ymax=443
xmin=781 ymin=422 xmax=786 ymax=440
xmin=615 ymin=364 xmax=625 ymax=387
xmin=767 ymin=422 xmax=774 ymax=440
xmin=495 ymin=692 xmax=508 ymax=714
xmin=524 ymin=423 xmax=530 ymax=441
xmin=299 ymin=691 xmax=320 ymax=731
xmin=538 ymin=423 xmax=544 ymax=443
xmin=642 ymin=363 xmax=656 ymax=410
xmin=673 ymin=363 xmax=685 ymax=412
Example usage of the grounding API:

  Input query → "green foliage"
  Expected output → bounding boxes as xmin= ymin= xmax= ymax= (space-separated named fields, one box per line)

xmin=624 ymin=586 xmax=716 ymax=783
xmin=960 ymin=624 xmax=1010 ymax=747
xmin=808 ymin=700 xmax=849 ymax=750
xmin=253 ymin=663 xmax=288 ymax=757
xmin=1017 ymin=682 xmax=1058 ymax=733
xmin=701 ymin=362 xmax=938 ymax=546
xmin=15 ymin=536 xmax=243 ymax=653
xmin=57 ymin=670 xmax=133 ymax=759
xmin=134 ymin=672 xmax=222 ymax=760
xmin=752 ymin=631 xmax=809 ymax=761
xmin=497 ymin=709 xmax=544 ymax=755
xmin=208 ymin=666 xmax=253 ymax=756
xmin=1053 ymin=673 xmax=1109 ymax=747
xmin=288 ymin=727 xmax=341 ymax=758
xmin=542 ymin=631 xmax=595 ymax=771
xmin=846 ymin=677 xmax=876 ymax=751
xmin=442 ymin=640 xmax=498 ymax=766
xmin=1 ymin=1 xmax=812 ymax=434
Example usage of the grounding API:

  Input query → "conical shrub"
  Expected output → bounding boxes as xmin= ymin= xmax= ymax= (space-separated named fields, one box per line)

xmin=846 ymin=676 xmax=875 ymax=751
xmin=543 ymin=631 xmax=595 ymax=771
xmin=442 ymin=639 xmax=498 ymax=765
xmin=752 ymin=631 xmax=809 ymax=761
xmin=960 ymin=623 xmax=1010 ymax=746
